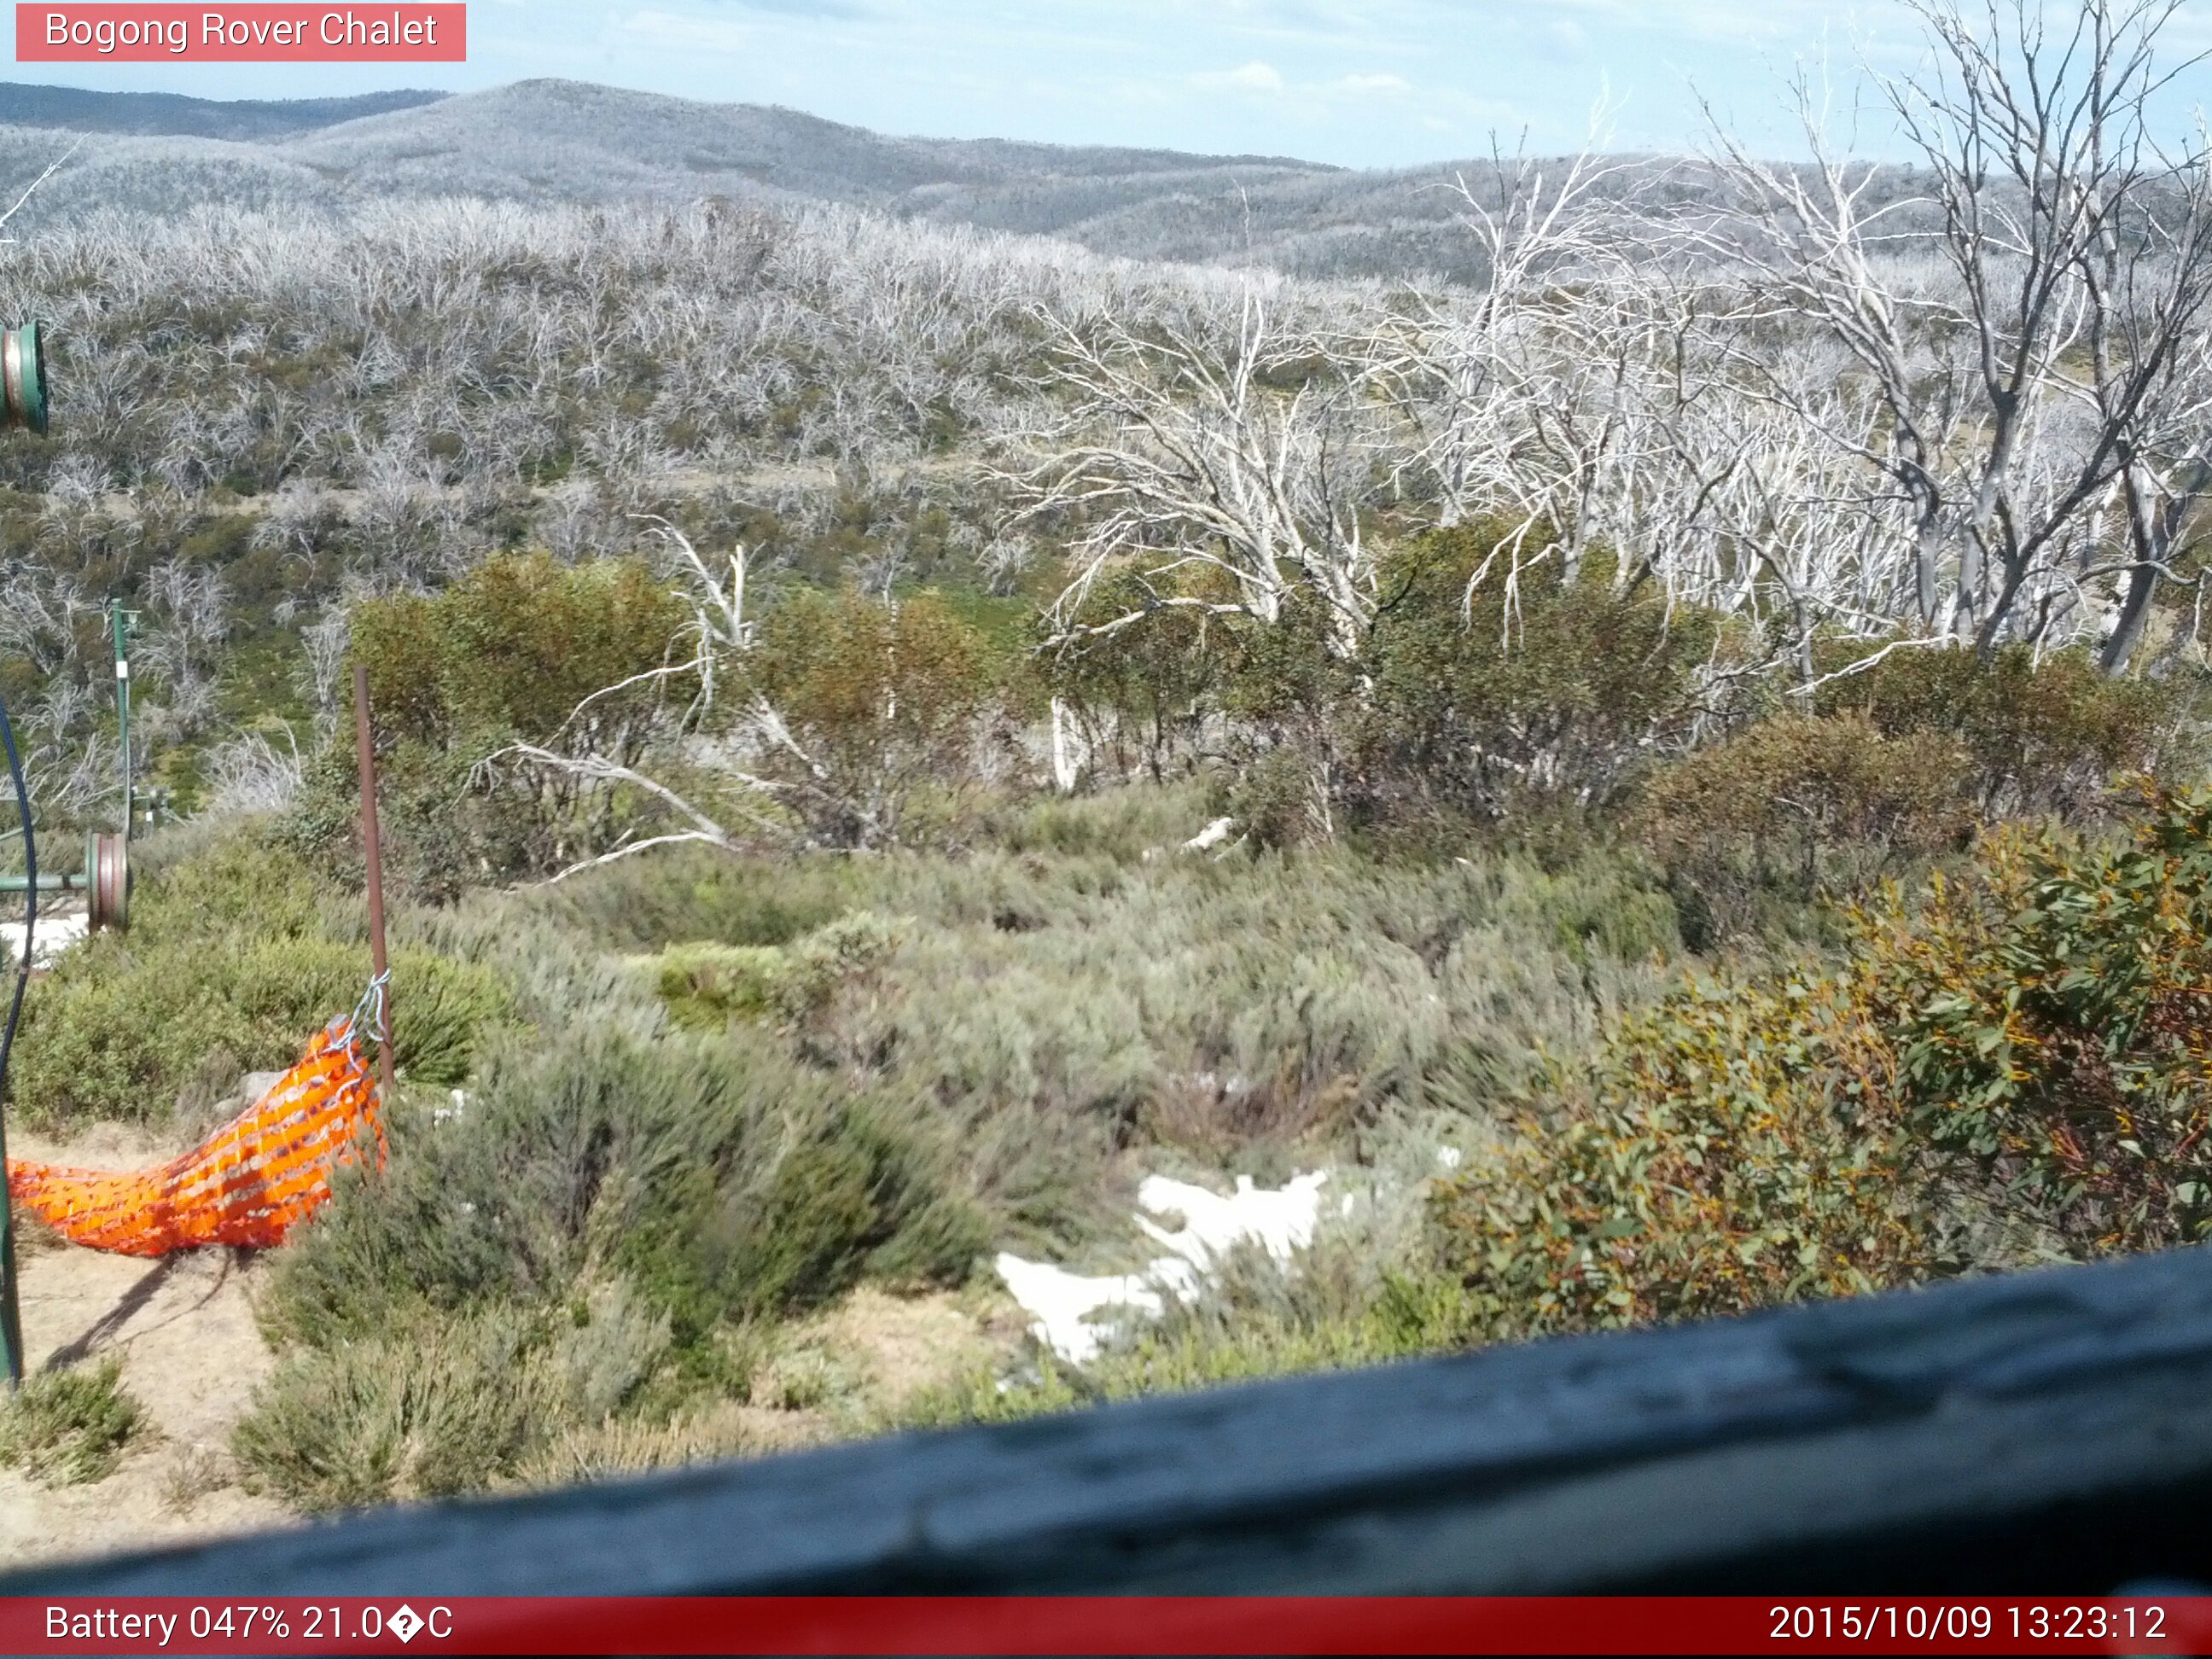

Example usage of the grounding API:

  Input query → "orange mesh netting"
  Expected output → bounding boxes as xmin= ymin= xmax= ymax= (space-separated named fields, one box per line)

xmin=5 ymin=1007 xmax=385 ymax=1257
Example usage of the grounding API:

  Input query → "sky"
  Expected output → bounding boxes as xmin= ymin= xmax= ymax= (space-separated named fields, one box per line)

xmin=10 ymin=0 xmax=2212 ymax=168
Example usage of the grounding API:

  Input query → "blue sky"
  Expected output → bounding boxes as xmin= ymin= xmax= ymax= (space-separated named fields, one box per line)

xmin=12 ymin=1 xmax=2211 ymax=167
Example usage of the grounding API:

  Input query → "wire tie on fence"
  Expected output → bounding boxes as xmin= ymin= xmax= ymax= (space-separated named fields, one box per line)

xmin=351 ymin=968 xmax=392 ymax=1051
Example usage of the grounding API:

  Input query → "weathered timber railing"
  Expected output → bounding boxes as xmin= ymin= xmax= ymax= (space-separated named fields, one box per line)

xmin=15 ymin=1243 xmax=2212 ymax=1596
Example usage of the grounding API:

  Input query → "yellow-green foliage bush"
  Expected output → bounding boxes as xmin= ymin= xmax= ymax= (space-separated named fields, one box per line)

xmin=294 ymin=554 xmax=692 ymax=894
xmin=1636 ymin=712 xmax=1973 ymax=944
xmin=740 ymin=586 xmax=1001 ymax=847
xmin=1810 ymin=643 xmax=2183 ymax=819
xmin=1636 ymin=644 xmax=2187 ymax=946
xmin=655 ymin=911 xmax=904 ymax=1031
xmin=6 ymin=833 xmax=509 ymax=1126
xmin=354 ymin=553 xmax=690 ymax=754
xmin=1437 ymin=784 xmax=2212 ymax=1330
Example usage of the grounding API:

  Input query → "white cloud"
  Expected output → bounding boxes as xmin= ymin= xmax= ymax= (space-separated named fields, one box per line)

xmin=1338 ymin=71 xmax=1412 ymax=96
xmin=1192 ymin=59 xmax=1288 ymax=93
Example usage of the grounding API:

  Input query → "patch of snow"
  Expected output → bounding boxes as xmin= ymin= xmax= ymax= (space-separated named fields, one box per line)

xmin=1181 ymin=816 xmax=1237 ymax=853
xmin=0 ymin=909 xmax=90 ymax=969
xmin=992 ymin=1254 xmax=1172 ymax=1367
xmin=1436 ymin=1145 xmax=1464 ymax=1169
xmin=1133 ymin=1171 xmax=1326 ymax=1268
xmin=996 ymin=1170 xmax=1328 ymax=1365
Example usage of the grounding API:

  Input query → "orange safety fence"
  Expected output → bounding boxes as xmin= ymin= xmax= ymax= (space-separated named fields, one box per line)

xmin=4 ymin=1006 xmax=385 ymax=1257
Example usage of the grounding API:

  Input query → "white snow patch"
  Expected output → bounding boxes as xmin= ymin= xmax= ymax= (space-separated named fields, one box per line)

xmin=1435 ymin=1145 xmax=1464 ymax=1169
xmin=997 ymin=1171 xmax=1328 ymax=1365
xmin=1133 ymin=1172 xmax=1326 ymax=1269
xmin=0 ymin=909 xmax=89 ymax=969
xmin=1180 ymin=816 xmax=1237 ymax=853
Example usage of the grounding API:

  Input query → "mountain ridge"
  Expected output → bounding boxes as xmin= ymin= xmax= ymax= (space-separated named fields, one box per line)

xmin=0 ymin=82 xmax=448 ymax=140
xmin=0 ymin=78 xmax=1539 ymax=279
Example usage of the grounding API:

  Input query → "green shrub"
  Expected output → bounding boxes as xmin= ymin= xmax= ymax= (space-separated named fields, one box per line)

xmin=614 ymin=1088 xmax=987 ymax=1343
xmin=296 ymin=554 xmax=693 ymax=894
xmin=6 ymin=832 xmax=510 ymax=1126
xmin=1346 ymin=532 xmax=1720 ymax=830
xmin=1810 ymin=642 xmax=2183 ymax=819
xmin=1434 ymin=783 xmax=2212 ymax=1341
xmin=235 ymin=1289 xmax=672 ymax=1511
xmin=970 ymin=780 xmax=1219 ymax=863
xmin=740 ymin=586 xmax=1004 ymax=847
xmin=656 ymin=942 xmax=788 ymax=1026
xmin=1860 ymin=785 xmax=2212 ymax=1253
xmin=1043 ymin=572 xmax=1224 ymax=784
xmin=1636 ymin=713 xmax=1971 ymax=946
xmin=655 ymin=911 xmax=904 ymax=1031
xmin=1434 ymin=971 xmax=1930 ymax=1337
xmin=259 ymin=1024 xmax=984 ymax=1359
xmin=1223 ymin=748 xmax=1323 ymax=850
xmin=1 ymin=1359 xmax=143 ymax=1487
xmin=353 ymin=553 xmax=690 ymax=754
xmin=543 ymin=848 xmax=864 ymax=952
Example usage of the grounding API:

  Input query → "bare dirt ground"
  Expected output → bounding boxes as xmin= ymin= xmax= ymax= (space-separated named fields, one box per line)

xmin=1 ymin=1123 xmax=291 ymax=1575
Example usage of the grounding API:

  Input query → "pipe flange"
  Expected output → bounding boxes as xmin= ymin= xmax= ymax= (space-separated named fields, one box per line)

xmin=86 ymin=831 xmax=128 ymax=932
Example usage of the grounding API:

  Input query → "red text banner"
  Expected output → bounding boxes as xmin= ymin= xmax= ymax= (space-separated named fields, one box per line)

xmin=4 ymin=1596 xmax=2212 ymax=1655
xmin=16 ymin=4 xmax=464 ymax=61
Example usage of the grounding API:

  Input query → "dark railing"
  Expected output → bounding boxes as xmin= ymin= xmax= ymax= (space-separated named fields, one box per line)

xmin=14 ymin=1242 xmax=2212 ymax=1596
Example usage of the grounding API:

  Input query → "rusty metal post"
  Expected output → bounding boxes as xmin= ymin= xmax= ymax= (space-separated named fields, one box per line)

xmin=352 ymin=664 xmax=397 ymax=1106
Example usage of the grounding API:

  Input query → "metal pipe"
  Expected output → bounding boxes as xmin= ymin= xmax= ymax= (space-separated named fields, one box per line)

xmin=0 ymin=873 xmax=87 ymax=894
xmin=352 ymin=664 xmax=396 ymax=1105
xmin=0 ymin=317 xmax=49 ymax=1391
xmin=0 ymin=686 xmax=32 ymax=1391
xmin=112 ymin=605 xmax=132 ymax=845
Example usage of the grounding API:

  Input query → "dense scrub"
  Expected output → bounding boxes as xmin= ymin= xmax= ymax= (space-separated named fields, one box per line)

xmin=133 ymin=781 xmax=1676 ymax=1506
xmin=12 ymin=498 xmax=2209 ymax=1510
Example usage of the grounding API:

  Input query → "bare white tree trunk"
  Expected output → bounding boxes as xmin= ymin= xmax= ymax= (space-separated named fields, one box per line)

xmin=1050 ymin=695 xmax=1082 ymax=794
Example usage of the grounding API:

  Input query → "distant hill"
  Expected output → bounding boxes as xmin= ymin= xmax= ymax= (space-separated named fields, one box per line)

xmin=278 ymin=80 xmax=1331 ymax=205
xmin=0 ymin=82 xmax=446 ymax=140
xmin=0 ymin=77 xmax=1617 ymax=280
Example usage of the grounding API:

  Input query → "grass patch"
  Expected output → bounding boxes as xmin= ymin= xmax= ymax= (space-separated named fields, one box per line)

xmin=234 ymin=1290 xmax=671 ymax=1511
xmin=1 ymin=1359 xmax=145 ymax=1487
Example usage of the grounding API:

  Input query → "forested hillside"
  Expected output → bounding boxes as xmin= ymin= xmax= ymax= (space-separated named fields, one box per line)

xmin=0 ymin=78 xmax=1590 ymax=280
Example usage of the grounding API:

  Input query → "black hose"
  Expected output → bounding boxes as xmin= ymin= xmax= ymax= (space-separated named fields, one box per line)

xmin=0 ymin=687 xmax=29 ymax=1386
